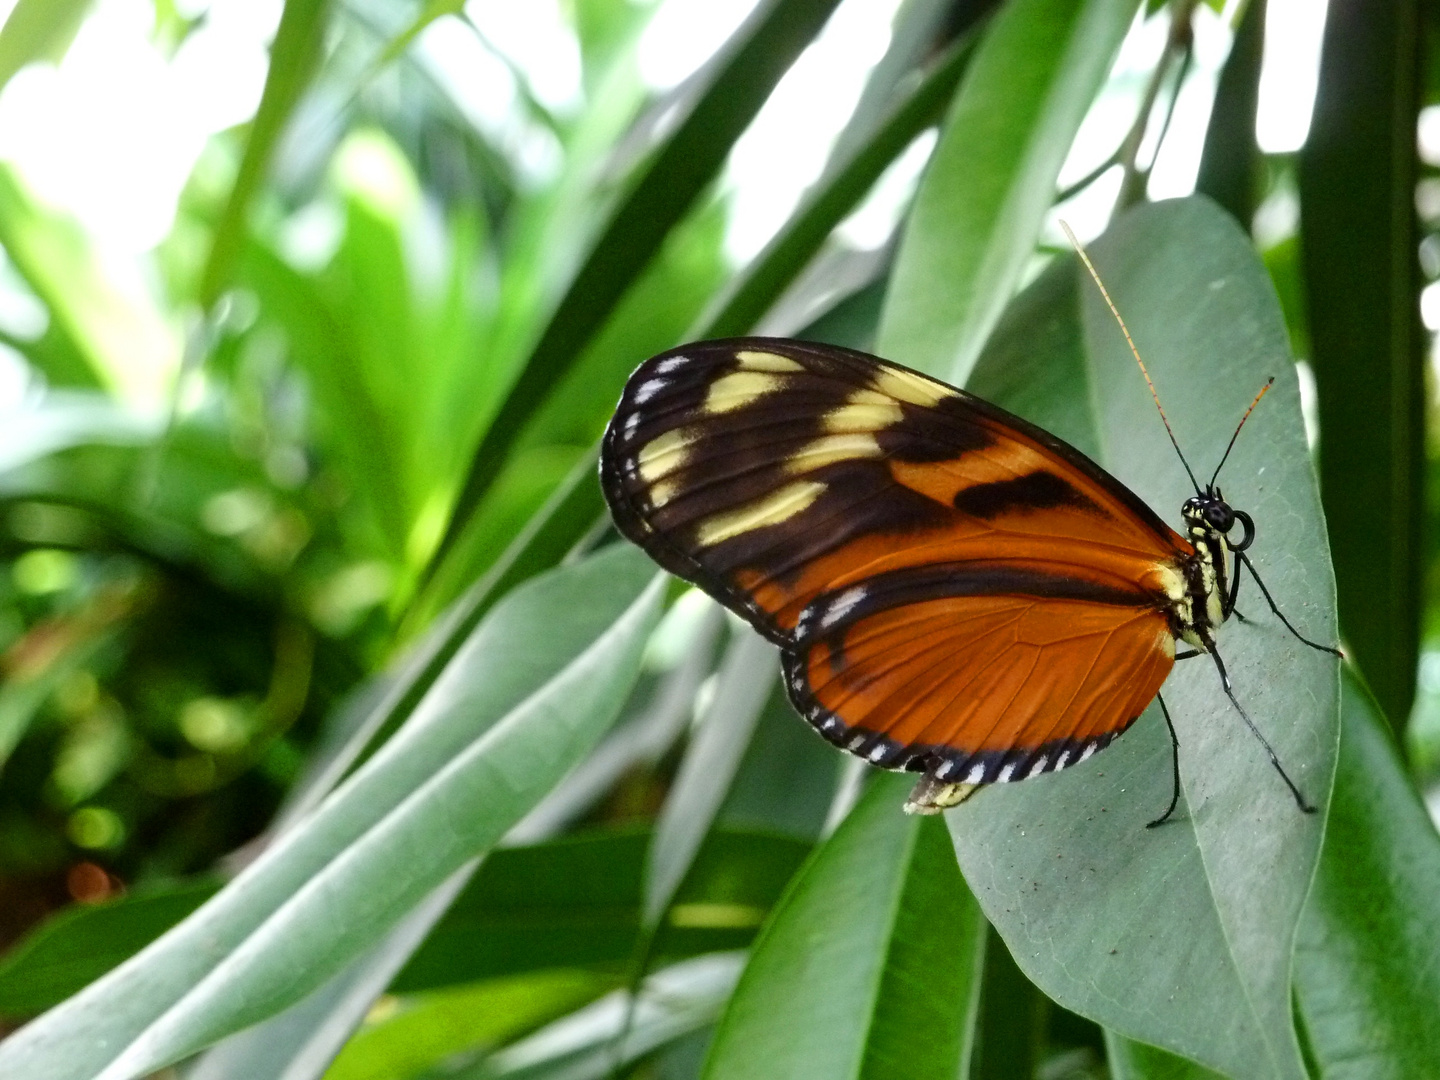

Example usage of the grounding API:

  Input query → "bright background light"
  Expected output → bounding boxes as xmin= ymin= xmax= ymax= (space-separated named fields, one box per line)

xmin=0 ymin=0 xmax=277 ymax=256
xmin=1256 ymin=0 xmax=1329 ymax=153
xmin=0 ymin=0 xmax=1341 ymax=371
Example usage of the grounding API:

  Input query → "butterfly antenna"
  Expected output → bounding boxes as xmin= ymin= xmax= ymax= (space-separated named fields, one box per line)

xmin=1059 ymin=220 xmax=1202 ymax=496
xmin=1209 ymin=377 xmax=1274 ymax=488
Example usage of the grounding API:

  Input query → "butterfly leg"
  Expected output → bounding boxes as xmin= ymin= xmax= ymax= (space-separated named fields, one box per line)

xmin=1236 ymin=552 xmax=1343 ymax=658
xmin=1207 ymin=646 xmax=1317 ymax=814
xmin=1146 ymin=692 xmax=1182 ymax=828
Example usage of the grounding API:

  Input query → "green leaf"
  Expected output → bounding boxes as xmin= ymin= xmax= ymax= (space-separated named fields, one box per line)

xmin=644 ymin=631 xmax=777 ymax=927
xmin=396 ymin=827 xmax=810 ymax=992
xmin=185 ymin=870 xmax=478 ymax=1080
xmin=366 ymin=0 xmax=464 ymax=72
xmin=0 ymin=164 xmax=178 ymax=396
xmin=1298 ymin=0 xmax=1424 ymax=726
xmin=323 ymin=971 xmax=609 ymax=1080
xmin=1293 ymin=669 xmax=1440 ymax=1078
xmin=477 ymin=955 xmax=742 ymax=1080
xmin=0 ymin=545 xmax=660 ymax=1080
xmin=0 ymin=881 xmax=219 ymax=1018
xmin=438 ymin=0 xmax=847 ymax=560
xmin=823 ymin=0 xmax=958 ymax=168
xmin=0 ymin=0 xmax=90 ymax=93
xmin=93 ymin=574 xmax=664 ymax=1077
xmin=713 ymin=680 xmax=840 ymax=841
xmin=877 ymin=0 xmax=1139 ymax=383
xmin=970 ymin=927 xmax=1044 ymax=1080
xmin=200 ymin=0 xmax=331 ymax=306
xmin=0 ymin=829 xmax=810 ymax=1020
xmin=702 ymin=773 xmax=985 ymax=1080
xmin=950 ymin=198 xmax=1339 ymax=1080
xmin=1105 ymin=1031 xmax=1228 ymax=1080
xmin=238 ymin=241 xmax=411 ymax=562
xmin=293 ymin=451 xmax=610 ymax=816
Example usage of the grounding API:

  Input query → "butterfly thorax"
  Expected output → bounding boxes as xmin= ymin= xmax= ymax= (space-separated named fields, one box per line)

xmin=1172 ymin=491 xmax=1243 ymax=649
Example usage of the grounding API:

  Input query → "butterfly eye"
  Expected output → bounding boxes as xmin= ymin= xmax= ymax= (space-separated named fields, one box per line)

xmin=1205 ymin=503 xmax=1235 ymax=531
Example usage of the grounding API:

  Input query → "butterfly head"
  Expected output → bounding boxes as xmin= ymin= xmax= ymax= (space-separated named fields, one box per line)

xmin=1182 ymin=488 xmax=1254 ymax=552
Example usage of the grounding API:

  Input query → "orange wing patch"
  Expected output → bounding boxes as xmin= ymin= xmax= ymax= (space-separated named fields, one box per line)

xmin=787 ymin=589 xmax=1175 ymax=783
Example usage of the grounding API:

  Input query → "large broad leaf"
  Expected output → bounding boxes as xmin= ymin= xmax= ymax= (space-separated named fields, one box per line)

xmin=878 ymin=0 xmax=1138 ymax=385
xmin=0 ymin=545 xmax=661 ymax=1080
xmin=1111 ymin=668 xmax=1440 ymax=1080
xmin=949 ymin=198 xmax=1339 ymax=1079
xmin=702 ymin=773 xmax=984 ymax=1080
xmin=1293 ymin=670 xmax=1440 ymax=1078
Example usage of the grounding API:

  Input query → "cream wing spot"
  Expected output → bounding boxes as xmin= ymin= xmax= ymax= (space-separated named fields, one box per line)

xmin=704 ymin=371 xmax=787 ymax=415
xmin=824 ymin=388 xmax=904 ymax=433
xmin=696 ymin=480 xmax=827 ymax=547
xmin=736 ymin=349 xmax=805 ymax=372
xmin=655 ymin=355 xmax=689 ymax=375
xmin=786 ymin=432 xmax=883 ymax=474
xmin=871 ymin=366 xmax=957 ymax=407
xmin=637 ymin=429 xmax=692 ymax=483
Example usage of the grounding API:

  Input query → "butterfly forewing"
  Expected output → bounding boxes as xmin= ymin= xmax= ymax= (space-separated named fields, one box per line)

xmin=601 ymin=338 xmax=1194 ymax=785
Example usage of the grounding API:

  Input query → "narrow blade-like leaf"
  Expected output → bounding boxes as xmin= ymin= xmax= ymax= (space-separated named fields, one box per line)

xmin=0 ymin=545 xmax=658 ymax=1080
xmin=878 ymin=0 xmax=1138 ymax=384
xmin=703 ymin=773 xmax=984 ymax=1080
xmin=1294 ymin=669 xmax=1440 ymax=1078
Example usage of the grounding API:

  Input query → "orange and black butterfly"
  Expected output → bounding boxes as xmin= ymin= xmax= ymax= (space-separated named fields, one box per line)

xmin=599 ymin=271 xmax=1338 ymax=823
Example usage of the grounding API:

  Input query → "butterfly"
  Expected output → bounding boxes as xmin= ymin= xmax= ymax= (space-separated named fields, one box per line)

xmin=598 ymin=263 xmax=1338 ymax=824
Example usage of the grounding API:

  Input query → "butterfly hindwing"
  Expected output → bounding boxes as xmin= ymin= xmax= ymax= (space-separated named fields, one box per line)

xmin=601 ymin=337 xmax=1193 ymax=783
xmin=786 ymin=590 xmax=1175 ymax=783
